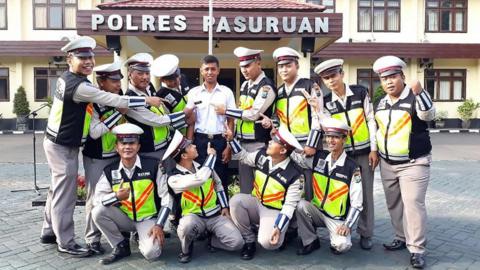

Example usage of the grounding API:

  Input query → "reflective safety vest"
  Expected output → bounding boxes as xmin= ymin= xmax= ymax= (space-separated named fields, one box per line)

xmin=324 ymin=85 xmax=371 ymax=156
xmin=309 ymin=151 xmax=357 ymax=220
xmin=125 ymin=89 xmax=170 ymax=153
xmin=374 ymin=89 xmax=431 ymax=163
xmin=275 ymin=78 xmax=314 ymax=142
xmin=104 ymin=157 xmax=161 ymax=222
xmin=236 ymin=76 xmax=276 ymax=142
xmin=181 ymin=178 xmax=220 ymax=217
xmin=45 ymin=71 xmax=90 ymax=147
xmin=81 ymin=103 xmax=94 ymax=145
xmin=251 ymin=149 xmax=302 ymax=210
xmin=156 ymin=87 xmax=187 ymax=135
xmin=82 ymin=104 xmax=126 ymax=159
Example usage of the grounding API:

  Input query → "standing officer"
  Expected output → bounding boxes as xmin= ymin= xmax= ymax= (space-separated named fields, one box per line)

xmin=92 ymin=123 xmax=171 ymax=264
xmin=373 ymin=55 xmax=435 ymax=269
xmin=151 ymin=54 xmax=189 ymax=134
xmin=213 ymin=47 xmax=276 ymax=194
xmin=164 ymin=130 xmax=244 ymax=263
xmin=226 ymin=126 xmax=304 ymax=260
xmin=314 ymin=59 xmax=378 ymax=249
xmin=41 ymin=36 xmax=163 ymax=257
xmin=292 ymin=118 xmax=363 ymax=255
xmin=124 ymin=53 xmax=186 ymax=160
xmin=185 ymin=55 xmax=236 ymax=191
xmin=82 ymin=61 xmax=126 ymax=255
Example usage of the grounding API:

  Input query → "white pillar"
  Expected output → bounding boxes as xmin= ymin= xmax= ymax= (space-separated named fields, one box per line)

xmin=298 ymin=52 xmax=311 ymax=79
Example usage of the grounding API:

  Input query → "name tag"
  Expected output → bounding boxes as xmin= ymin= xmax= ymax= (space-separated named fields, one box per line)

xmin=111 ymin=170 xmax=121 ymax=181
xmin=351 ymin=100 xmax=362 ymax=106
xmin=257 ymin=155 xmax=267 ymax=167
xmin=276 ymin=174 xmax=288 ymax=183
xmin=137 ymin=172 xmax=151 ymax=178
xmin=164 ymin=93 xmax=176 ymax=104
xmin=399 ymin=103 xmax=412 ymax=109
xmin=294 ymin=87 xmax=305 ymax=93
xmin=335 ymin=173 xmax=348 ymax=179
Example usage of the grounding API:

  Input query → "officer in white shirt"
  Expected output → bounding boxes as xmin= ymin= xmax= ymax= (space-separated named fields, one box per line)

xmin=185 ymin=55 xmax=236 ymax=191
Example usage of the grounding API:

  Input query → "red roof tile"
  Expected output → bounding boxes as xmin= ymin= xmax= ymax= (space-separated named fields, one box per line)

xmin=98 ymin=0 xmax=326 ymax=12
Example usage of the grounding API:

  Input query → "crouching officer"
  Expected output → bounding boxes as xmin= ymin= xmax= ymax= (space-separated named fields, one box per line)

xmin=226 ymin=125 xmax=304 ymax=260
xmin=291 ymin=118 xmax=363 ymax=255
xmin=164 ymin=130 xmax=244 ymax=263
xmin=373 ymin=56 xmax=435 ymax=269
xmin=92 ymin=123 xmax=172 ymax=264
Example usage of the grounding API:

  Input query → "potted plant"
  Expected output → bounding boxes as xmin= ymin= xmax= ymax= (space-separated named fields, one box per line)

xmin=457 ymin=99 xmax=480 ymax=129
xmin=12 ymin=86 xmax=30 ymax=131
xmin=434 ymin=110 xmax=448 ymax=128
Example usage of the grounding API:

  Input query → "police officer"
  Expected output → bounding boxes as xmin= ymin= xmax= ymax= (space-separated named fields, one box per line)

xmin=226 ymin=126 xmax=304 ymax=260
xmin=81 ymin=61 xmax=126 ymax=255
xmin=213 ymin=47 xmax=276 ymax=194
xmin=41 ymin=36 xmax=163 ymax=257
xmin=124 ymin=53 xmax=186 ymax=161
xmin=151 ymin=54 xmax=190 ymax=134
xmin=292 ymin=118 xmax=363 ymax=255
xmin=315 ymin=59 xmax=378 ymax=249
xmin=92 ymin=123 xmax=172 ymax=264
xmin=164 ymin=130 xmax=244 ymax=263
xmin=372 ymin=56 xmax=435 ymax=269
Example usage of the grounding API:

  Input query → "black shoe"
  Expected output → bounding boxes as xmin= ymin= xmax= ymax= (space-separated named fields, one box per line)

xmin=87 ymin=242 xmax=105 ymax=255
xmin=383 ymin=239 xmax=406 ymax=251
xmin=410 ymin=253 xmax=425 ymax=269
xmin=278 ymin=228 xmax=298 ymax=251
xmin=99 ymin=239 xmax=131 ymax=265
xmin=360 ymin=236 xmax=373 ymax=250
xmin=329 ymin=245 xmax=342 ymax=255
xmin=178 ymin=243 xmax=193 ymax=263
xmin=121 ymin=232 xmax=131 ymax=240
xmin=207 ymin=232 xmax=217 ymax=253
xmin=57 ymin=244 xmax=93 ymax=258
xmin=40 ymin=234 xmax=56 ymax=244
xmin=241 ymin=242 xmax=256 ymax=260
xmin=296 ymin=238 xmax=320 ymax=255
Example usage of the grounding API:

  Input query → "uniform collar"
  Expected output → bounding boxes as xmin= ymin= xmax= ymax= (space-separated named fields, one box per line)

xmin=201 ymin=83 xmax=220 ymax=93
xmin=248 ymin=71 xmax=266 ymax=88
xmin=325 ymin=151 xmax=347 ymax=172
xmin=383 ymin=84 xmax=409 ymax=105
xmin=268 ymin=156 xmax=291 ymax=171
xmin=331 ymin=84 xmax=354 ymax=103
xmin=283 ymin=76 xmax=301 ymax=92
xmin=175 ymin=161 xmax=201 ymax=174
xmin=118 ymin=155 xmax=142 ymax=172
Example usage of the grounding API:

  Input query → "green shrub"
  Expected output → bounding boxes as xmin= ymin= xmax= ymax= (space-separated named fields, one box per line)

xmin=372 ymin=85 xmax=385 ymax=104
xmin=457 ymin=99 xmax=480 ymax=121
xmin=12 ymin=86 xmax=30 ymax=116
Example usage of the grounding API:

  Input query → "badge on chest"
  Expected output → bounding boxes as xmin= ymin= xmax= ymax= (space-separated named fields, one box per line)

xmin=314 ymin=159 xmax=326 ymax=172
xmin=326 ymin=101 xmax=338 ymax=113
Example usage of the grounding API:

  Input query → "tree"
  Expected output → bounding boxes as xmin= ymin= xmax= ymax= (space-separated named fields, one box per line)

xmin=12 ymin=86 xmax=30 ymax=116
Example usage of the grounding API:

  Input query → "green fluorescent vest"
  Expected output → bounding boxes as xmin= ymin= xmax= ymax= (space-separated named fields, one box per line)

xmin=181 ymin=178 xmax=219 ymax=217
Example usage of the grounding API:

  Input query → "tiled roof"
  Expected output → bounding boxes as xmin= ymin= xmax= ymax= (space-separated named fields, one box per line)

xmin=98 ymin=0 xmax=326 ymax=12
xmin=0 ymin=41 xmax=111 ymax=57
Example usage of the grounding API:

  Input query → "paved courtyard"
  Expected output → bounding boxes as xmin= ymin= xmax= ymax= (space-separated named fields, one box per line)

xmin=0 ymin=133 xmax=479 ymax=269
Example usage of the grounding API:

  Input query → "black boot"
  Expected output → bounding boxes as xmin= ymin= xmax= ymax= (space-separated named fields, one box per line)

xmin=278 ymin=227 xmax=298 ymax=251
xmin=410 ymin=253 xmax=426 ymax=269
xmin=178 ymin=242 xmax=193 ymax=263
xmin=383 ymin=239 xmax=406 ymax=251
xmin=296 ymin=238 xmax=320 ymax=255
xmin=241 ymin=242 xmax=256 ymax=260
xmin=40 ymin=234 xmax=56 ymax=244
xmin=99 ymin=239 xmax=131 ymax=265
xmin=87 ymin=242 xmax=105 ymax=255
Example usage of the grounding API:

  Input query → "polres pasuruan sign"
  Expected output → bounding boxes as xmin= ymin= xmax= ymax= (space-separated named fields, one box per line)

xmin=76 ymin=10 xmax=342 ymax=39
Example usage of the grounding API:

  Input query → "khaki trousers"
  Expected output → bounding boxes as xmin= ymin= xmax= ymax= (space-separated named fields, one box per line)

xmin=177 ymin=213 xmax=244 ymax=253
xmin=238 ymin=141 xmax=265 ymax=194
xmin=296 ymin=200 xmax=352 ymax=253
xmin=83 ymin=155 xmax=118 ymax=244
xmin=92 ymin=205 xmax=162 ymax=260
xmin=230 ymin=194 xmax=287 ymax=250
xmin=380 ymin=154 xmax=431 ymax=254
xmin=41 ymin=138 xmax=79 ymax=248
xmin=352 ymin=153 xmax=375 ymax=237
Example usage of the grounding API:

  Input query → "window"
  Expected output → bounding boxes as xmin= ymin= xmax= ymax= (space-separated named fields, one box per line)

xmin=34 ymin=68 xmax=66 ymax=101
xmin=424 ymin=69 xmax=465 ymax=101
xmin=358 ymin=0 xmax=400 ymax=32
xmin=0 ymin=68 xmax=9 ymax=101
xmin=33 ymin=0 xmax=77 ymax=29
xmin=357 ymin=69 xmax=380 ymax=98
xmin=306 ymin=0 xmax=335 ymax=13
xmin=426 ymin=0 xmax=467 ymax=32
xmin=0 ymin=0 xmax=6 ymax=29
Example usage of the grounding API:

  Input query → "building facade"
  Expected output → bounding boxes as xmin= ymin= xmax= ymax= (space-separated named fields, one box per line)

xmin=309 ymin=0 xmax=480 ymax=128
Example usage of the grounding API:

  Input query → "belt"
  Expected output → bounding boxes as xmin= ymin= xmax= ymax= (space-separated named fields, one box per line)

xmin=195 ymin=132 xmax=224 ymax=140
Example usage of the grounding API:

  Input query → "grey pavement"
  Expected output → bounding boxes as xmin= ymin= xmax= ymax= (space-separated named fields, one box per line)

xmin=0 ymin=133 xmax=479 ymax=269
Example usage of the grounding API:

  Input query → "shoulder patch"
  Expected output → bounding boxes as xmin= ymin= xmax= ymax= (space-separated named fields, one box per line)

xmin=353 ymin=171 xmax=362 ymax=183
xmin=312 ymin=83 xmax=322 ymax=97
xmin=260 ymin=85 xmax=272 ymax=98
xmin=314 ymin=159 xmax=326 ymax=172
xmin=257 ymin=155 xmax=267 ymax=168
xmin=164 ymin=93 xmax=176 ymax=105
xmin=55 ymin=78 xmax=66 ymax=99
